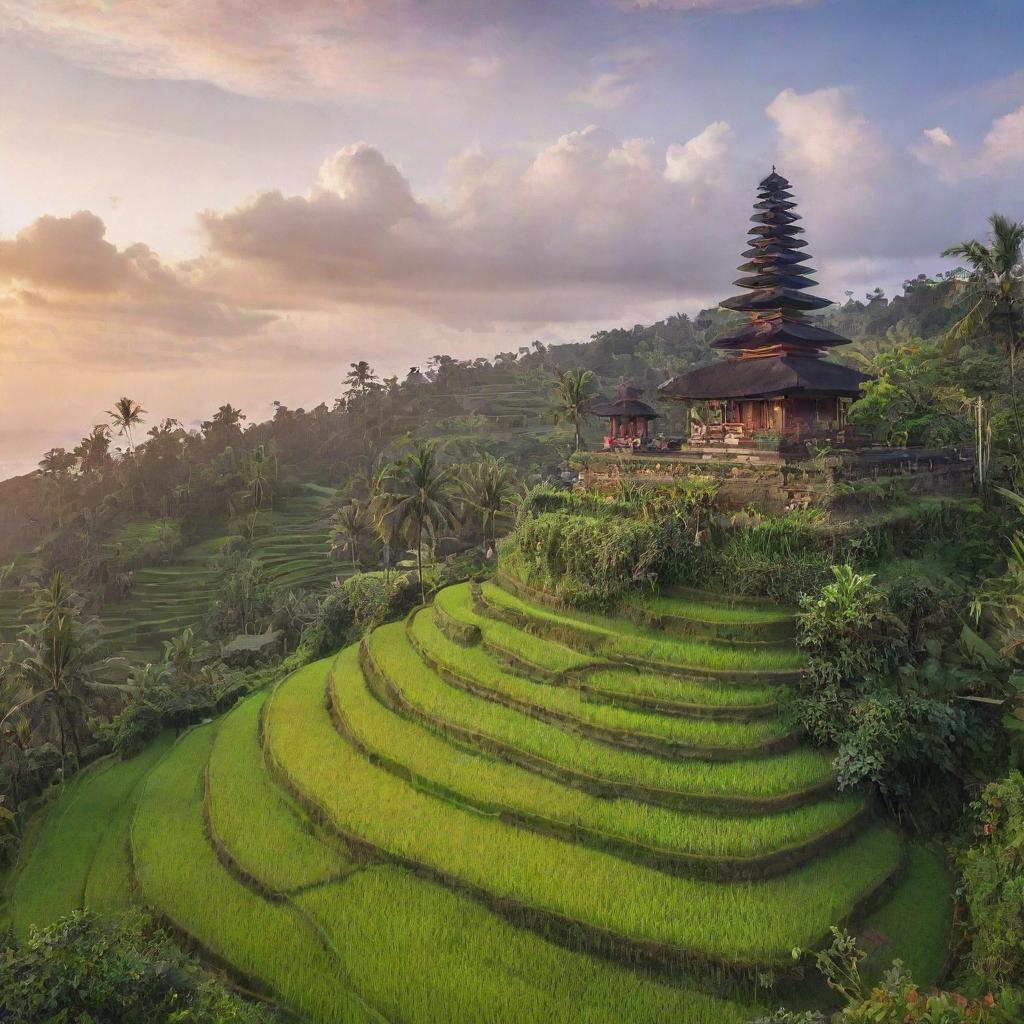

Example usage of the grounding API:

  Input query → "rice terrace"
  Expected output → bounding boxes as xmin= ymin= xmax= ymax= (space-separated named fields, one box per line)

xmin=2 ymin=3 xmax=1024 ymax=1023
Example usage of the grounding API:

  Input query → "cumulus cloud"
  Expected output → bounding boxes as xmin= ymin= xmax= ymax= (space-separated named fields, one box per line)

xmin=1 ymin=0 xmax=502 ymax=101
xmin=665 ymin=121 xmax=734 ymax=184
xmin=0 ymin=210 xmax=269 ymax=357
xmin=912 ymin=105 xmax=1024 ymax=183
xmin=198 ymin=122 xmax=746 ymax=325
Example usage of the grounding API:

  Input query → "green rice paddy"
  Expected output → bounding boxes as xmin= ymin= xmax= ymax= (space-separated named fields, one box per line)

xmin=1 ymin=577 xmax=954 ymax=1022
xmin=407 ymin=609 xmax=791 ymax=749
xmin=445 ymin=581 xmax=807 ymax=672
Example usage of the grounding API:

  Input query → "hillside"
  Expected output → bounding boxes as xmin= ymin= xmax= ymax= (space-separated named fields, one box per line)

xmin=3 ymin=576 xmax=953 ymax=1022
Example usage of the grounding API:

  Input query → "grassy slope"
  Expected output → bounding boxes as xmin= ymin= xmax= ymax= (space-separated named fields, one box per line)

xmin=132 ymin=724 xmax=376 ymax=1023
xmin=475 ymin=582 xmax=806 ymax=671
xmin=858 ymin=842 xmax=954 ymax=987
xmin=267 ymin=654 xmax=903 ymax=964
xmin=408 ymin=609 xmax=791 ymax=747
xmin=6 ymin=736 xmax=172 ymax=937
xmin=333 ymin=643 xmax=864 ymax=860
xmin=393 ymin=618 xmax=834 ymax=799
xmin=207 ymin=692 xmax=354 ymax=892
xmin=4 ymin=575 xmax=954 ymax=1022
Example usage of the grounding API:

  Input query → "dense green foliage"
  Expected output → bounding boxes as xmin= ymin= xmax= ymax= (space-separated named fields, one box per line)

xmin=500 ymin=480 xmax=716 ymax=605
xmin=793 ymin=567 xmax=967 ymax=801
xmin=958 ymin=772 xmax=1024 ymax=1002
xmin=0 ymin=910 xmax=279 ymax=1024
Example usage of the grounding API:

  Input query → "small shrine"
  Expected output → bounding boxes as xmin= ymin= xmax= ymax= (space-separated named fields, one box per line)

xmin=659 ymin=170 xmax=869 ymax=448
xmin=591 ymin=380 xmax=661 ymax=450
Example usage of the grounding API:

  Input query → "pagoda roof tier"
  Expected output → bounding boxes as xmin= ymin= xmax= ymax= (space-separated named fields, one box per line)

xmin=733 ymin=270 xmax=818 ymax=289
xmin=710 ymin=317 xmax=851 ymax=352
xmin=741 ymin=240 xmax=809 ymax=256
xmin=759 ymin=170 xmax=790 ymax=188
xmin=659 ymin=355 xmax=869 ymax=401
xmin=753 ymin=197 xmax=797 ymax=212
xmin=720 ymin=287 xmax=833 ymax=313
xmin=736 ymin=253 xmax=812 ymax=272
xmin=751 ymin=210 xmax=801 ymax=226
xmin=748 ymin=222 xmax=804 ymax=238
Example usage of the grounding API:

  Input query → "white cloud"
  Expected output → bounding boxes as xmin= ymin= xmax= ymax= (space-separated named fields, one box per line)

xmin=198 ymin=122 xmax=744 ymax=324
xmin=570 ymin=70 xmax=636 ymax=110
xmin=923 ymin=126 xmax=953 ymax=147
xmin=665 ymin=121 xmax=733 ymax=184
xmin=912 ymin=105 xmax=1024 ymax=183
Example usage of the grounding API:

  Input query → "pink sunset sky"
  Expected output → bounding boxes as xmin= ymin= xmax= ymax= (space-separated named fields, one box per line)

xmin=2 ymin=0 xmax=1024 ymax=477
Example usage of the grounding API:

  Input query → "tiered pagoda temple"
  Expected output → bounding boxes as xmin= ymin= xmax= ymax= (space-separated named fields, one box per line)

xmin=659 ymin=170 xmax=869 ymax=447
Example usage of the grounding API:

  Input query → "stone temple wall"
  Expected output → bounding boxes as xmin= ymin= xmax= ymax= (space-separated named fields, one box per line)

xmin=572 ymin=447 xmax=975 ymax=512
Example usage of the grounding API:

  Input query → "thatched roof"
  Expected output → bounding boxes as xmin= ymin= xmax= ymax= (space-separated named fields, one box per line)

xmin=659 ymin=356 xmax=870 ymax=401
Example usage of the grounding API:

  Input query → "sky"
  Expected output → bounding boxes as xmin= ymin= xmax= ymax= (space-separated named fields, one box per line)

xmin=2 ymin=0 xmax=1024 ymax=479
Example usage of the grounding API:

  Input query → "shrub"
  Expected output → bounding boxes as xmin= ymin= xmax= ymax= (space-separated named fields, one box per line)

xmin=205 ymin=555 xmax=276 ymax=639
xmin=792 ymin=566 xmax=966 ymax=801
xmin=299 ymin=572 xmax=419 ymax=658
xmin=500 ymin=481 xmax=718 ymax=607
xmin=797 ymin=565 xmax=907 ymax=688
xmin=750 ymin=928 xmax=1014 ymax=1024
xmin=0 ymin=909 xmax=280 ymax=1023
xmin=958 ymin=772 xmax=1024 ymax=1000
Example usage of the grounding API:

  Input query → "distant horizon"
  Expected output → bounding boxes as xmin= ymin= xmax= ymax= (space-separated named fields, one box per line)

xmin=3 ymin=0 xmax=1023 ymax=477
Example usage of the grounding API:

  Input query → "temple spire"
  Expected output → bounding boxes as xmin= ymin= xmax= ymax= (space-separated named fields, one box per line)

xmin=710 ymin=170 xmax=852 ymax=356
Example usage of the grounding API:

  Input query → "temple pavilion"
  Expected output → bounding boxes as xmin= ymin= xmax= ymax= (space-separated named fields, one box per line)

xmin=659 ymin=170 xmax=869 ymax=448
xmin=591 ymin=380 xmax=661 ymax=449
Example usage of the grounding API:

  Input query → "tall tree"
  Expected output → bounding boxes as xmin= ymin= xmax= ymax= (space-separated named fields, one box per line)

xmin=329 ymin=499 xmax=371 ymax=574
xmin=37 ymin=449 xmax=77 ymax=529
xmin=372 ymin=443 xmax=460 ymax=602
xmin=243 ymin=446 xmax=276 ymax=511
xmin=73 ymin=426 xmax=112 ymax=477
xmin=460 ymin=456 xmax=517 ymax=557
xmin=344 ymin=361 xmax=381 ymax=400
xmin=107 ymin=397 xmax=146 ymax=456
xmin=944 ymin=214 xmax=1024 ymax=452
xmin=2 ymin=573 xmax=124 ymax=772
xmin=551 ymin=369 xmax=595 ymax=452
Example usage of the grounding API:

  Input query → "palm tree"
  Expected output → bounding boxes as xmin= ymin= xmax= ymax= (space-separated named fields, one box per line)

xmin=372 ymin=443 xmax=460 ymax=602
xmin=244 ymin=446 xmax=276 ymax=511
xmin=74 ymin=425 xmax=112 ymax=476
xmin=344 ymin=361 xmax=381 ymax=400
xmin=551 ymin=369 xmax=595 ymax=452
xmin=460 ymin=456 xmax=517 ymax=558
xmin=944 ymin=214 xmax=1024 ymax=452
xmin=2 ymin=573 xmax=125 ymax=772
xmin=37 ymin=448 xmax=76 ymax=529
xmin=329 ymin=499 xmax=371 ymax=574
xmin=107 ymin=397 xmax=147 ymax=456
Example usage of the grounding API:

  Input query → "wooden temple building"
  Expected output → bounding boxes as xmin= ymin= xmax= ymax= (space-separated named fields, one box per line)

xmin=575 ymin=170 xmax=974 ymax=508
xmin=659 ymin=170 xmax=870 ymax=448
xmin=591 ymin=381 xmax=661 ymax=449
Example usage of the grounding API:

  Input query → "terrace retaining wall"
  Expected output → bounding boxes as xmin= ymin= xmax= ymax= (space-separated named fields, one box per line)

xmin=572 ymin=446 xmax=974 ymax=511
